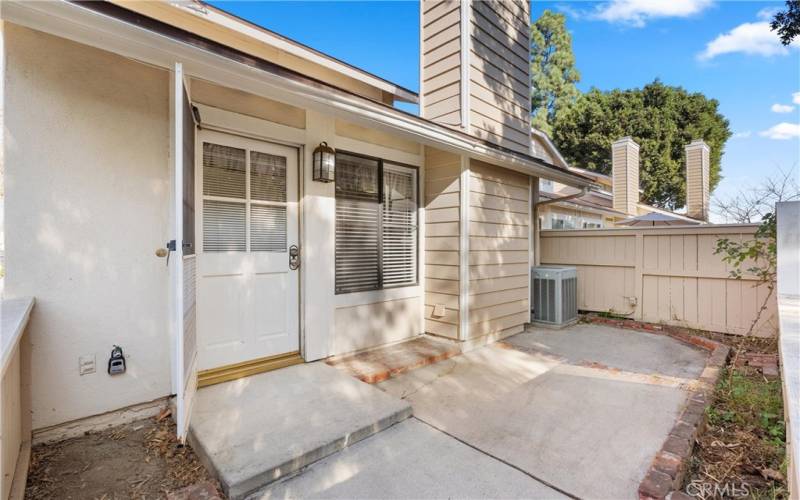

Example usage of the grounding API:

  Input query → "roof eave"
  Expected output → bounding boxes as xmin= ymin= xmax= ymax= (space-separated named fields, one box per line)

xmin=4 ymin=0 xmax=592 ymax=188
xmin=112 ymin=0 xmax=420 ymax=104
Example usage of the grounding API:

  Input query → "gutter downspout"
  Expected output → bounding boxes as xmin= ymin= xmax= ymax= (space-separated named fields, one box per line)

xmin=534 ymin=188 xmax=589 ymax=208
xmin=532 ymin=188 xmax=589 ymax=241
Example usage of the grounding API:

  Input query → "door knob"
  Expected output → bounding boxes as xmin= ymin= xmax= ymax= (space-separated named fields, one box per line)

xmin=155 ymin=248 xmax=168 ymax=258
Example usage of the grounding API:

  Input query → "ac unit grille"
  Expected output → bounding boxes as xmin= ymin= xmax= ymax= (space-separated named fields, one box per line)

xmin=532 ymin=266 xmax=578 ymax=325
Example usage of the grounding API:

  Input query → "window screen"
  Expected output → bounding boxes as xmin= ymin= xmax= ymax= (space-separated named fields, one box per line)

xmin=181 ymin=89 xmax=196 ymax=255
xmin=335 ymin=153 xmax=418 ymax=294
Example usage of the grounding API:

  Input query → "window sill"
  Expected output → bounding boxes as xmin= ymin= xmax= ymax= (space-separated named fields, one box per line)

xmin=334 ymin=285 xmax=421 ymax=309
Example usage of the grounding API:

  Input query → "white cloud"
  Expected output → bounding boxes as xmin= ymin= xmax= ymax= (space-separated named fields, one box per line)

xmin=759 ymin=122 xmax=800 ymax=140
xmin=794 ymin=92 xmax=800 ymax=105
xmin=555 ymin=3 xmax=587 ymax=20
xmin=771 ymin=103 xmax=796 ymax=113
xmin=756 ymin=7 xmax=780 ymax=21
xmin=594 ymin=0 xmax=713 ymax=27
xmin=698 ymin=21 xmax=800 ymax=60
xmin=732 ymin=131 xmax=752 ymax=139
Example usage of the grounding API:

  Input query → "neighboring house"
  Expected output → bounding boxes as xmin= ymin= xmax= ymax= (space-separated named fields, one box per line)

xmin=0 ymin=0 xmax=597 ymax=441
xmin=531 ymin=129 xmax=706 ymax=229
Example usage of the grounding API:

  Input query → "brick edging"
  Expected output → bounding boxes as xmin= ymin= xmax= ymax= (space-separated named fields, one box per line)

xmin=580 ymin=314 xmax=722 ymax=352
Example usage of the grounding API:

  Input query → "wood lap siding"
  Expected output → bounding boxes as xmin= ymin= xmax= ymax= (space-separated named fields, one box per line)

xmin=422 ymin=0 xmax=462 ymax=127
xmin=425 ymin=147 xmax=462 ymax=339
xmin=468 ymin=0 xmax=531 ymax=155
xmin=468 ymin=160 xmax=530 ymax=339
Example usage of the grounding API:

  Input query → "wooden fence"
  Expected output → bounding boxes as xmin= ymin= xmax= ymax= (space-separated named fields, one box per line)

xmin=540 ymin=224 xmax=778 ymax=337
xmin=1 ymin=298 xmax=33 ymax=500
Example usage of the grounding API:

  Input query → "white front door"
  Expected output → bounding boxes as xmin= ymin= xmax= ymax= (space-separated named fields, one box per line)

xmin=196 ymin=130 xmax=300 ymax=371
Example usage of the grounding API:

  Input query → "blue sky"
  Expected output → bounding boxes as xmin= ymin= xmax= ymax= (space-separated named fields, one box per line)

xmin=210 ymin=1 xmax=799 ymax=217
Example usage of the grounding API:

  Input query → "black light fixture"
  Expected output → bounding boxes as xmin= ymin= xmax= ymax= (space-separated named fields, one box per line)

xmin=312 ymin=142 xmax=335 ymax=183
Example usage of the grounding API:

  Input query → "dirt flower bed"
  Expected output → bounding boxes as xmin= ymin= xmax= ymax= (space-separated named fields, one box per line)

xmin=25 ymin=414 xmax=222 ymax=499
xmin=687 ymin=367 xmax=787 ymax=499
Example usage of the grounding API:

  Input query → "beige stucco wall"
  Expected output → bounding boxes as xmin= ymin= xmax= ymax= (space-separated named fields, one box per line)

xmin=2 ymin=19 xmax=547 ymax=433
xmin=190 ymin=78 xmax=306 ymax=129
xmin=4 ymin=25 xmax=172 ymax=429
xmin=333 ymin=296 xmax=422 ymax=355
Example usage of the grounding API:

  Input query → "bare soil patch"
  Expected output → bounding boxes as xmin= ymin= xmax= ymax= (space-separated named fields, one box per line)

xmin=688 ymin=366 xmax=787 ymax=499
xmin=25 ymin=415 xmax=222 ymax=499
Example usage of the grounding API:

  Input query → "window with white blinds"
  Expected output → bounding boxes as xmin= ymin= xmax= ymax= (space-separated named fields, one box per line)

xmin=202 ymin=142 xmax=288 ymax=253
xmin=335 ymin=152 xmax=418 ymax=294
xmin=382 ymin=164 xmax=417 ymax=287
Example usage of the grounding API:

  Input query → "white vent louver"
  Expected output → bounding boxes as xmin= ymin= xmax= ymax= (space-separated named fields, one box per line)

xmin=532 ymin=266 xmax=578 ymax=326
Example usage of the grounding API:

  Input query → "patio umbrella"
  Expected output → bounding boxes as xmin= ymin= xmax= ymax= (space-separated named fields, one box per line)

xmin=617 ymin=212 xmax=700 ymax=226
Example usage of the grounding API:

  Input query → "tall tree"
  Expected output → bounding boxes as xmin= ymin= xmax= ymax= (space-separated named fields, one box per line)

xmin=771 ymin=0 xmax=800 ymax=45
xmin=552 ymin=80 xmax=731 ymax=210
xmin=530 ymin=10 xmax=580 ymax=136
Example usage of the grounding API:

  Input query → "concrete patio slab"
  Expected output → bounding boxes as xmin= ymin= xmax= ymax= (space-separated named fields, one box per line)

xmin=506 ymin=323 xmax=707 ymax=379
xmin=249 ymin=418 xmax=568 ymax=499
xmin=189 ymin=362 xmax=412 ymax=499
xmin=379 ymin=342 xmax=693 ymax=499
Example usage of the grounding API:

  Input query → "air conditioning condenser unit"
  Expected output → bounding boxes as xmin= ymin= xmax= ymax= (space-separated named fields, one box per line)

xmin=531 ymin=265 xmax=578 ymax=326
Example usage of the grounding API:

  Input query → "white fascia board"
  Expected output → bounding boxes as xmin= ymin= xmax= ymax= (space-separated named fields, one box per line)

xmin=172 ymin=2 xmax=419 ymax=104
xmin=2 ymin=0 xmax=595 ymax=189
xmin=531 ymin=128 xmax=612 ymax=185
xmin=531 ymin=127 xmax=570 ymax=169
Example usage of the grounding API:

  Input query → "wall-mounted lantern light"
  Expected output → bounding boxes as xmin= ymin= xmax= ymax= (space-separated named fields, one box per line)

xmin=312 ymin=142 xmax=335 ymax=183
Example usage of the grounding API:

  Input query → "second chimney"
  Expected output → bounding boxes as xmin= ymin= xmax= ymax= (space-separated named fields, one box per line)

xmin=611 ymin=137 xmax=640 ymax=215
xmin=685 ymin=139 xmax=710 ymax=221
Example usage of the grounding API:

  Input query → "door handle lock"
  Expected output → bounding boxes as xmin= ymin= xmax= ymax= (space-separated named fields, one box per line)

xmin=289 ymin=245 xmax=300 ymax=270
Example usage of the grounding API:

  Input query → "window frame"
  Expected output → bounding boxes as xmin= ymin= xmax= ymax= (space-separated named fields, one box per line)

xmin=334 ymin=149 xmax=420 ymax=295
xmin=550 ymin=214 xmax=576 ymax=230
xmin=200 ymin=141 xmax=289 ymax=253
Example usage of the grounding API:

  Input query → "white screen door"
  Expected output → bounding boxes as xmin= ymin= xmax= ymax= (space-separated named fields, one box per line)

xmin=171 ymin=63 xmax=198 ymax=441
xmin=196 ymin=130 xmax=299 ymax=371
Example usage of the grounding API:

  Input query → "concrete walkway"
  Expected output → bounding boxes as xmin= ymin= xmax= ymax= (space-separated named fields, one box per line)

xmin=249 ymin=419 xmax=567 ymax=499
xmin=189 ymin=363 xmax=411 ymax=499
xmin=251 ymin=324 xmax=708 ymax=499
